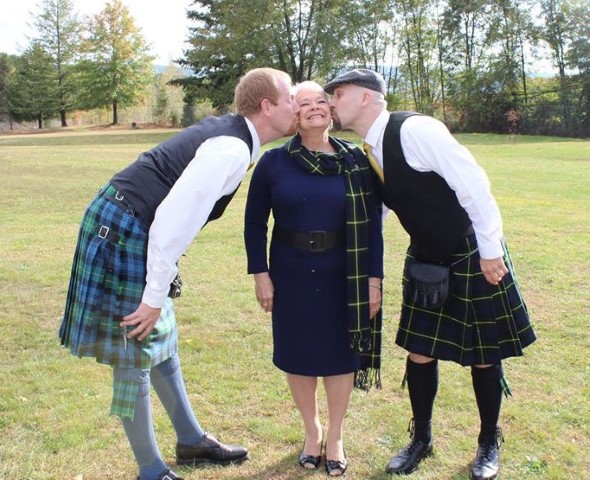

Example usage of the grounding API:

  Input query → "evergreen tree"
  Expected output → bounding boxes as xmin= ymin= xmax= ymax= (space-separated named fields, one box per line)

xmin=0 ymin=54 xmax=13 ymax=126
xmin=31 ymin=0 xmax=82 ymax=126
xmin=7 ymin=45 xmax=60 ymax=128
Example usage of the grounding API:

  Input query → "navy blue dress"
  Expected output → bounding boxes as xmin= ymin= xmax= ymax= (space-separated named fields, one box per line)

xmin=244 ymin=144 xmax=383 ymax=377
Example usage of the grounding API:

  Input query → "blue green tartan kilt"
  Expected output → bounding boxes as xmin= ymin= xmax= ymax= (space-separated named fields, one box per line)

xmin=59 ymin=184 xmax=178 ymax=371
xmin=395 ymin=234 xmax=536 ymax=366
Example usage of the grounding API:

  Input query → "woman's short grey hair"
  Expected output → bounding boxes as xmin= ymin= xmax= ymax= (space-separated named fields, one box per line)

xmin=293 ymin=81 xmax=328 ymax=100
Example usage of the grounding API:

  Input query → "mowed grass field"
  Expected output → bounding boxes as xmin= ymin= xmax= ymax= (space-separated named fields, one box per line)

xmin=0 ymin=128 xmax=588 ymax=480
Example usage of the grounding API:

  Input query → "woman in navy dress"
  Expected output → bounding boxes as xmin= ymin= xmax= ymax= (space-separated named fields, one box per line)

xmin=244 ymin=81 xmax=384 ymax=476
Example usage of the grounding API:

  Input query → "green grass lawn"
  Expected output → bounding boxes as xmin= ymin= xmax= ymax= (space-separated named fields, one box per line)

xmin=0 ymin=129 xmax=588 ymax=480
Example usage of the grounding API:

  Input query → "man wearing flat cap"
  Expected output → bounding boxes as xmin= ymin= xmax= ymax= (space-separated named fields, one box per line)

xmin=324 ymin=69 xmax=535 ymax=480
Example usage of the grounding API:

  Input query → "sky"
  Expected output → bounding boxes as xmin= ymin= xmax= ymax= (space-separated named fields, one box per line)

xmin=0 ymin=0 xmax=192 ymax=65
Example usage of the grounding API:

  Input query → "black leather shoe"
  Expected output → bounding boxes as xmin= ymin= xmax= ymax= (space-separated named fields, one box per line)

xmin=385 ymin=439 xmax=433 ymax=475
xmin=176 ymin=432 xmax=249 ymax=466
xmin=471 ymin=428 xmax=503 ymax=480
xmin=136 ymin=469 xmax=183 ymax=480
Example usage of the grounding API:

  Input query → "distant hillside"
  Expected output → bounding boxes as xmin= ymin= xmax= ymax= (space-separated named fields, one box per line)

xmin=154 ymin=64 xmax=193 ymax=76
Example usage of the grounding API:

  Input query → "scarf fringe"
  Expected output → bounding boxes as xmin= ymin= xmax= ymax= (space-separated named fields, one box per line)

xmin=354 ymin=367 xmax=382 ymax=391
xmin=350 ymin=330 xmax=373 ymax=353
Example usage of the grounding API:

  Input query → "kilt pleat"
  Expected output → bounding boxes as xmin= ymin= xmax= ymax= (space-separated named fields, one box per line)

xmin=60 ymin=185 xmax=178 ymax=371
xmin=395 ymin=235 xmax=536 ymax=366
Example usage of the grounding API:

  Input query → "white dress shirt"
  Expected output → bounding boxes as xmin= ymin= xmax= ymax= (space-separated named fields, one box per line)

xmin=142 ymin=118 xmax=260 ymax=308
xmin=364 ymin=110 xmax=504 ymax=260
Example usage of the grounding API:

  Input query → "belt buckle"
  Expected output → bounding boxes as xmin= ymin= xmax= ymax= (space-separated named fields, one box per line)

xmin=98 ymin=225 xmax=109 ymax=239
xmin=309 ymin=230 xmax=326 ymax=252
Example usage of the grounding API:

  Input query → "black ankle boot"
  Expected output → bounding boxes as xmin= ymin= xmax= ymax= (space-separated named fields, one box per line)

xmin=471 ymin=427 xmax=504 ymax=480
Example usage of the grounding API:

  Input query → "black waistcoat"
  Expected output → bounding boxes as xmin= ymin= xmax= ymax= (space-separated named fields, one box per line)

xmin=378 ymin=112 xmax=471 ymax=263
xmin=111 ymin=114 xmax=253 ymax=228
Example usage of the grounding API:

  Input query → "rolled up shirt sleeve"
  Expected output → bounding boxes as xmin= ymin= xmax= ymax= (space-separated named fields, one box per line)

xmin=400 ymin=116 xmax=505 ymax=259
xmin=142 ymin=136 xmax=251 ymax=307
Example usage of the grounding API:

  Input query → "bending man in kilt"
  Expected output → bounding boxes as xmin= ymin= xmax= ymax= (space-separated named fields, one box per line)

xmin=59 ymin=68 xmax=297 ymax=480
xmin=324 ymin=69 xmax=536 ymax=480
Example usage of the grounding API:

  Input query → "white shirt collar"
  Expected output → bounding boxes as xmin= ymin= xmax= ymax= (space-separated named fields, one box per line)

xmin=364 ymin=110 xmax=390 ymax=148
xmin=244 ymin=117 xmax=261 ymax=163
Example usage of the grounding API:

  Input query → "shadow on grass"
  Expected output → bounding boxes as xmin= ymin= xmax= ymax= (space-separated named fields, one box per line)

xmin=176 ymin=454 xmax=475 ymax=480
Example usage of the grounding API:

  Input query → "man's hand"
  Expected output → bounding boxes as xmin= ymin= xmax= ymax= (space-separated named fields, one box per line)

xmin=480 ymin=257 xmax=508 ymax=286
xmin=121 ymin=302 xmax=162 ymax=341
xmin=254 ymin=272 xmax=274 ymax=313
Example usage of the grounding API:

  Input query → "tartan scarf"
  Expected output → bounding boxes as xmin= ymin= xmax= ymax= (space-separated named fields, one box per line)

xmin=286 ymin=133 xmax=382 ymax=389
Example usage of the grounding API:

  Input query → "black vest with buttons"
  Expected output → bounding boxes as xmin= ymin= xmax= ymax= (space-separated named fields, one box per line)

xmin=378 ymin=111 xmax=471 ymax=263
xmin=111 ymin=114 xmax=253 ymax=228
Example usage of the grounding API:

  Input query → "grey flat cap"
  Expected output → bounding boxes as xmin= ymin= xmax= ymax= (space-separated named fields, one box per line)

xmin=324 ymin=68 xmax=386 ymax=95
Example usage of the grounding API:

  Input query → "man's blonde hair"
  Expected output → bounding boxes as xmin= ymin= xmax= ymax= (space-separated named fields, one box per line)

xmin=234 ymin=68 xmax=291 ymax=116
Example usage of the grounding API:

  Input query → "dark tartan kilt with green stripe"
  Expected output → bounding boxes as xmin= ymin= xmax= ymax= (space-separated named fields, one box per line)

xmin=59 ymin=185 xmax=177 ymax=371
xmin=395 ymin=234 xmax=536 ymax=366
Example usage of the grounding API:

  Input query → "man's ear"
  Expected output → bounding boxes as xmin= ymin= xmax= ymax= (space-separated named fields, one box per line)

xmin=260 ymin=98 xmax=272 ymax=116
xmin=360 ymin=90 xmax=372 ymax=106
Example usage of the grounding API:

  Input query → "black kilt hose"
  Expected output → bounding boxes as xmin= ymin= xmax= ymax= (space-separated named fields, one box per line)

xmin=395 ymin=234 xmax=536 ymax=366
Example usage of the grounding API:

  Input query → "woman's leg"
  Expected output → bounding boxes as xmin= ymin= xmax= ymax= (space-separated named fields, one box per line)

xmin=286 ymin=373 xmax=323 ymax=457
xmin=323 ymin=372 xmax=354 ymax=462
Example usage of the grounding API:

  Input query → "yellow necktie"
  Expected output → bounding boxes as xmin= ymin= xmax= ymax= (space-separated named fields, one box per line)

xmin=362 ymin=141 xmax=384 ymax=183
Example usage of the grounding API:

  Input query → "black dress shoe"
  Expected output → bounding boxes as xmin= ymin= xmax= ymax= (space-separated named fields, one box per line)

xmin=136 ymin=469 xmax=183 ymax=480
xmin=385 ymin=439 xmax=433 ymax=475
xmin=471 ymin=428 xmax=503 ymax=480
xmin=176 ymin=432 xmax=249 ymax=466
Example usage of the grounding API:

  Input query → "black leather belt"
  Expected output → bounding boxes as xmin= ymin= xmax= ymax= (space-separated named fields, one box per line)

xmin=273 ymin=225 xmax=345 ymax=252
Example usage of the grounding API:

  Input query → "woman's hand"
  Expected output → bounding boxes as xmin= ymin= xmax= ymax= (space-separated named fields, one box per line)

xmin=480 ymin=257 xmax=508 ymax=286
xmin=254 ymin=272 xmax=274 ymax=313
xmin=369 ymin=277 xmax=382 ymax=318
xmin=120 ymin=302 xmax=162 ymax=341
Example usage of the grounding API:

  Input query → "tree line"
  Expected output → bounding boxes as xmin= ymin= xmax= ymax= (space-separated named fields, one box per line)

xmin=0 ymin=0 xmax=588 ymax=137
xmin=0 ymin=0 xmax=153 ymax=128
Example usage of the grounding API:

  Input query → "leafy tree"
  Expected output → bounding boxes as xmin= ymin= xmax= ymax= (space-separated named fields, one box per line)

xmin=440 ymin=0 xmax=495 ymax=129
xmin=7 ymin=45 xmax=60 ymax=128
xmin=567 ymin=0 xmax=590 ymax=132
xmin=539 ymin=0 xmax=588 ymax=133
xmin=270 ymin=0 xmax=359 ymax=81
xmin=31 ymin=0 xmax=82 ymax=126
xmin=177 ymin=0 xmax=384 ymax=110
xmin=540 ymin=0 xmax=568 ymax=79
xmin=76 ymin=0 xmax=153 ymax=124
xmin=396 ymin=0 xmax=439 ymax=114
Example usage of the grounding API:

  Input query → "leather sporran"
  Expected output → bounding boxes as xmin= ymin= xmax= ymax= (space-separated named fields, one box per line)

xmin=168 ymin=273 xmax=182 ymax=298
xmin=404 ymin=260 xmax=451 ymax=310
